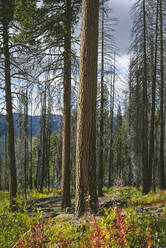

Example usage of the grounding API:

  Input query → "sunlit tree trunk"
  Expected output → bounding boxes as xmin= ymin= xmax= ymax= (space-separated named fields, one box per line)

xmin=75 ymin=0 xmax=99 ymax=216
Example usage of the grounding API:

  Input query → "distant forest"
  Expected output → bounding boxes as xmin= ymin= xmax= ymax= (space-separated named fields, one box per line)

xmin=0 ymin=113 xmax=62 ymax=136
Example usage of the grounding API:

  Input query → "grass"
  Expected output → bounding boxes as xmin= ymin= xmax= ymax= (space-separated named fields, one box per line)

xmin=25 ymin=188 xmax=61 ymax=201
xmin=0 ymin=186 xmax=166 ymax=247
xmin=0 ymin=199 xmax=41 ymax=248
xmin=105 ymin=186 xmax=166 ymax=208
xmin=0 ymin=187 xmax=61 ymax=203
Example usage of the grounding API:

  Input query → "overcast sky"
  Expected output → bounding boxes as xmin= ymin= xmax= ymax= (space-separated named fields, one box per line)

xmin=107 ymin=0 xmax=133 ymax=108
xmin=110 ymin=0 xmax=132 ymax=56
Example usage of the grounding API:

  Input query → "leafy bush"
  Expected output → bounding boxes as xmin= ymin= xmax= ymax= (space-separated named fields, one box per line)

xmin=1 ymin=187 xmax=166 ymax=247
xmin=100 ymin=208 xmax=133 ymax=247
xmin=126 ymin=213 xmax=166 ymax=247
xmin=0 ymin=201 xmax=41 ymax=248
xmin=9 ymin=206 xmax=166 ymax=247
xmin=118 ymin=187 xmax=141 ymax=202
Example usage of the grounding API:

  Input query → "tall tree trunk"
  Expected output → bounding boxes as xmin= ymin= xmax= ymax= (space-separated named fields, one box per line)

xmin=128 ymin=62 xmax=133 ymax=186
xmin=148 ymin=0 xmax=159 ymax=191
xmin=159 ymin=0 xmax=165 ymax=189
xmin=46 ymin=95 xmax=51 ymax=191
xmin=57 ymin=130 xmax=62 ymax=188
xmin=29 ymin=94 xmax=33 ymax=189
xmin=75 ymin=0 xmax=99 ymax=216
xmin=98 ymin=1 xmax=104 ymax=196
xmin=35 ymin=127 xmax=42 ymax=190
xmin=46 ymin=131 xmax=50 ymax=191
xmin=108 ymin=54 xmax=115 ymax=187
xmin=153 ymin=116 xmax=159 ymax=193
xmin=135 ymin=68 xmax=142 ymax=189
xmin=3 ymin=23 xmax=17 ymax=204
xmin=61 ymin=0 xmax=71 ymax=209
xmin=23 ymin=89 xmax=28 ymax=199
xmin=0 ymin=157 xmax=1 ymax=190
xmin=116 ymin=105 xmax=122 ymax=178
xmin=40 ymin=89 xmax=46 ymax=192
xmin=142 ymin=0 xmax=149 ymax=194
xmin=47 ymin=97 xmax=51 ymax=192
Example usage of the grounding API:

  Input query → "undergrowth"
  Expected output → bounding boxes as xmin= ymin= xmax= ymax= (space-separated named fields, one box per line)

xmin=0 ymin=187 xmax=61 ymax=202
xmin=11 ymin=207 xmax=166 ymax=248
xmin=0 ymin=200 xmax=41 ymax=248
xmin=0 ymin=187 xmax=166 ymax=247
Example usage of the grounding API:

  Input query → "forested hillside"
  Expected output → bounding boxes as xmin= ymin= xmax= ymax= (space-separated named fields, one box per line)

xmin=0 ymin=113 xmax=62 ymax=136
xmin=0 ymin=0 xmax=166 ymax=247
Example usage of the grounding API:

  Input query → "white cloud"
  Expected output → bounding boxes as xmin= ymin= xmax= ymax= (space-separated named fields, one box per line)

xmin=116 ymin=54 xmax=130 ymax=76
xmin=114 ymin=54 xmax=130 ymax=110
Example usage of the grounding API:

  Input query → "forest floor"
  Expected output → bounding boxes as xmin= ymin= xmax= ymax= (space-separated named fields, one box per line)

xmin=25 ymin=192 xmax=118 ymax=220
xmin=1 ymin=186 xmax=166 ymax=247
xmin=24 ymin=186 xmax=166 ymax=220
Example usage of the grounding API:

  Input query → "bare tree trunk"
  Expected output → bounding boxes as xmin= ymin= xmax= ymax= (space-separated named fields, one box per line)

xmin=3 ymin=23 xmax=17 ymax=204
xmin=46 ymin=131 xmax=50 ymax=192
xmin=35 ymin=138 xmax=41 ymax=190
xmin=46 ymin=96 xmax=51 ymax=192
xmin=159 ymin=0 xmax=165 ymax=189
xmin=57 ymin=129 xmax=62 ymax=188
xmin=0 ymin=165 xmax=1 ymax=190
xmin=98 ymin=1 xmax=104 ymax=196
xmin=29 ymin=94 xmax=33 ymax=189
xmin=116 ymin=105 xmax=122 ymax=178
xmin=35 ymin=95 xmax=43 ymax=190
xmin=142 ymin=0 xmax=149 ymax=194
xmin=61 ymin=0 xmax=71 ymax=209
xmin=23 ymin=89 xmax=28 ymax=199
xmin=128 ymin=62 xmax=133 ymax=186
xmin=40 ymin=89 xmax=46 ymax=193
xmin=108 ymin=54 xmax=115 ymax=187
xmin=153 ymin=116 xmax=159 ymax=193
xmin=148 ymin=0 xmax=159 ymax=192
xmin=75 ymin=0 xmax=99 ymax=216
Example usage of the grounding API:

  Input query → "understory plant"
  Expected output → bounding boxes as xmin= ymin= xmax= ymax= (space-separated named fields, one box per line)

xmin=1 ymin=187 xmax=166 ymax=247
xmin=0 ymin=200 xmax=41 ymax=248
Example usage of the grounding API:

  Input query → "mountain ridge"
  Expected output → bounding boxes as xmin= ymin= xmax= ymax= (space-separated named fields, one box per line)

xmin=0 ymin=113 xmax=62 ymax=137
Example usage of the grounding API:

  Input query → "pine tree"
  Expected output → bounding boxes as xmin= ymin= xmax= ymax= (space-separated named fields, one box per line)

xmin=75 ymin=0 xmax=99 ymax=216
xmin=0 ymin=0 xmax=17 ymax=205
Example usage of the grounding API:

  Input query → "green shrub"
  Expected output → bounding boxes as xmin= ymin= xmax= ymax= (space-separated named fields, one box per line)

xmin=0 ymin=201 xmax=41 ymax=248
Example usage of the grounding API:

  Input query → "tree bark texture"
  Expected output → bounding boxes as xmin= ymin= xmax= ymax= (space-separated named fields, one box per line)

xmin=159 ymin=0 xmax=165 ymax=189
xmin=98 ymin=2 xmax=104 ymax=197
xmin=109 ymin=55 xmax=115 ymax=187
xmin=148 ymin=0 xmax=159 ymax=192
xmin=75 ymin=0 xmax=99 ymax=216
xmin=61 ymin=0 xmax=71 ymax=209
xmin=40 ymin=90 xmax=46 ymax=192
xmin=23 ymin=89 xmax=28 ymax=199
xmin=3 ymin=24 xmax=17 ymax=204
xmin=29 ymin=96 xmax=33 ymax=189
xmin=142 ymin=0 xmax=149 ymax=194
